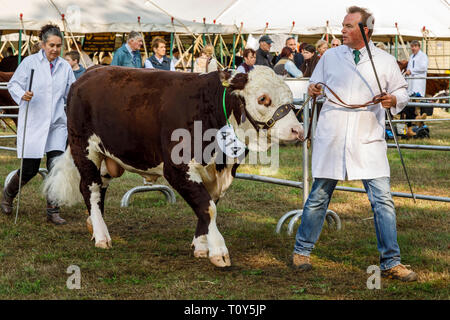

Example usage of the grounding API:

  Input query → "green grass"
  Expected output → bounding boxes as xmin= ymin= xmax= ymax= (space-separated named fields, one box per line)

xmin=0 ymin=115 xmax=449 ymax=299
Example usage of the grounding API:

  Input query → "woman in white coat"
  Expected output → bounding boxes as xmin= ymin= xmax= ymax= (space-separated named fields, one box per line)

xmin=1 ymin=24 xmax=76 ymax=225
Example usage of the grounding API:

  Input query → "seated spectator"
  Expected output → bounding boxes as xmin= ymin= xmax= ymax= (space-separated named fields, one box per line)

xmin=193 ymin=45 xmax=218 ymax=73
xmin=70 ymin=41 xmax=95 ymax=68
xmin=145 ymin=37 xmax=175 ymax=71
xmin=300 ymin=44 xmax=320 ymax=77
xmin=275 ymin=37 xmax=304 ymax=69
xmin=376 ymin=42 xmax=387 ymax=51
xmin=255 ymin=35 xmax=274 ymax=68
xmin=172 ymin=47 xmax=180 ymax=68
xmin=64 ymin=51 xmax=86 ymax=80
xmin=316 ymin=39 xmax=328 ymax=57
xmin=331 ymin=38 xmax=341 ymax=48
xmin=101 ymin=55 xmax=112 ymax=65
xmin=274 ymin=47 xmax=303 ymax=78
xmin=236 ymin=48 xmax=256 ymax=74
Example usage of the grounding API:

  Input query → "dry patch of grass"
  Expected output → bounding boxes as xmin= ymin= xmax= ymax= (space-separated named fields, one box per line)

xmin=0 ymin=117 xmax=449 ymax=299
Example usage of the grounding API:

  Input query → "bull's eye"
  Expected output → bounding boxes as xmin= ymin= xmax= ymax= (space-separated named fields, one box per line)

xmin=257 ymin=94 xmax=271 ymax=106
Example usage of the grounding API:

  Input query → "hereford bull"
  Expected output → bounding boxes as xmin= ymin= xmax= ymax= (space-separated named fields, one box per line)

xmin=44 ymin=65 xmax=304 ymax=267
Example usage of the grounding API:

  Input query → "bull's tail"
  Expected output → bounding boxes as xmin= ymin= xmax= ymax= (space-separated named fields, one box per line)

xmin=43 ymin=147 xmax=83 ymax=206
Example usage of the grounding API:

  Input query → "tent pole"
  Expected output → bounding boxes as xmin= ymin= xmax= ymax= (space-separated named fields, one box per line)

xmin=18 ymin=14 xmax=23 ymax=65
xmin=394 ymin=33 xmax=398 ymax=60
xmin=18 ymin=30 xmax=23 ymax=64
xmin=191 ymin=37 xmax=195 ymax=72
xmin=232 ymin=33 xmax=236 ymax=69
xmin=170 ymin=32 xmax=174 ymax=59
xmin=219 ymin=34 xmax=223 ymax=65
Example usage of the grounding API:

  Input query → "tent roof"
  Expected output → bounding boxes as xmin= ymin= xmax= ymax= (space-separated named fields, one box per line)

xmin=0 ymin=0 xmax=237 ymax=34
xmin=150 ymin=0 xmax=450 ymax=38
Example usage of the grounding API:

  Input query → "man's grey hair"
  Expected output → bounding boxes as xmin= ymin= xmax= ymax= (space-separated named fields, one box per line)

xmin=127 ymin=31 xmax=142 ymax=42
xmin=410 ymin=40 xmax=421 ymax=47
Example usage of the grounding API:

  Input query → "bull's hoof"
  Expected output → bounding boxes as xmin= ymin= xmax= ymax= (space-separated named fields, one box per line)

xmin=209 ymin=254 xmax=231 ymax=267
xmin=194 ymin=250 xmax=208 ymax=258
xmin=95 ymin=240 xmax=112 ymax=249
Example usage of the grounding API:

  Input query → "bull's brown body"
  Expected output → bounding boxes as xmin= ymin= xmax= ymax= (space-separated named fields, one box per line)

xmin=67 ymin=66 xmax=246 ymax=257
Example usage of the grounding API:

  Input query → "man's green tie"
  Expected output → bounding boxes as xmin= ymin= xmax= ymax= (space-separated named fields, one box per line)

xmin=353 ymin=49 xmax=361 ymax=64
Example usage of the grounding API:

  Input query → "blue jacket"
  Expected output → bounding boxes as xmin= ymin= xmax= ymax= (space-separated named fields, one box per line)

xmin=73 ymin=64 xmax=86 ymax=80
xmin=111 ymin=44 xmax=142 ymax=68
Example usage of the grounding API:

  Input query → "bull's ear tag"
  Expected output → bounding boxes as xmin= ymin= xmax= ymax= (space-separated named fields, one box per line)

xmin=216 ymin=125 xmax=246 ymax=158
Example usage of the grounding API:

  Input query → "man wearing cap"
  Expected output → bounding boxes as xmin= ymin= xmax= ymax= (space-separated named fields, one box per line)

xmin=255 ymin=35 xmax=275 ymax=69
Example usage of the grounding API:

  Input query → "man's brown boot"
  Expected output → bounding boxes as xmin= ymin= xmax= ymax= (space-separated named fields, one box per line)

xmin=406 ymin=126 xmax=416 ymax=138
xmin=1 ymin=173 xmax=21 ymax=215
xmin=292 ymin=253 xmax=312 ymax=271
xmin=46 ymin=202 xmax=67 ymax=225
xmin=382 ymin=264 xmax=418 ymax=282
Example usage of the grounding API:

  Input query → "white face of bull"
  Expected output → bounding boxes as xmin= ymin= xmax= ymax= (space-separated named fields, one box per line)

xmin=229 ymin=66 xmax=304 ymax=151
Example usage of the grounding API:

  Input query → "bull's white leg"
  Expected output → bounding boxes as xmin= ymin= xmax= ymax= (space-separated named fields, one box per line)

xmin=192 ymin=235 xmax=208 ymax=258
xmin=206 ymin=200 xmax=231 ymax=267
xmin=89 ymin=183 xmax=112 ymax=249
xmin=86 ymin=160 xmax=113 ymax=240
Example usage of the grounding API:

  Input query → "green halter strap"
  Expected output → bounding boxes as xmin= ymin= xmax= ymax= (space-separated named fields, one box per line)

xmin=222 ymin=87 xmax=231 ymax=126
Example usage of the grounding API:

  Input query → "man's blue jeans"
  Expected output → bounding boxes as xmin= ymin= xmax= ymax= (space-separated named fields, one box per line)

xmin=293 ymin=177 xmax=401 ymax=270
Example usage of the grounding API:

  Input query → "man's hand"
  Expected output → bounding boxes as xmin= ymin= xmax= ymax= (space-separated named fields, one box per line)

xmin=405 ymin=70 xmax=411 ymax=76
xmin=22 ymin=91 xmax=33 ymax=101
xmin=308 ymin=83 xmax=322 ymax=97
xmin=373 ymin=93 xmax=397 ymax=109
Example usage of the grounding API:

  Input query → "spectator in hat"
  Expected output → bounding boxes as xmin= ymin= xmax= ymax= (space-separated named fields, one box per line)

xmin=111 ymin=31 xmax=143 ymax=68
xmin=255 ymin=35 xmax=274 ymax=68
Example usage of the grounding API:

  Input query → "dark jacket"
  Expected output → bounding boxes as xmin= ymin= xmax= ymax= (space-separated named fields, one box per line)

xmin=147 ymin=55 xmax=172 ymax=70
xmin=293 ymin=52 xmax=304 ymax=69
xmin=300 ymin=53 xmax=320 ymax=77
xmin=255 ymin=48 xmax=274 ymax=68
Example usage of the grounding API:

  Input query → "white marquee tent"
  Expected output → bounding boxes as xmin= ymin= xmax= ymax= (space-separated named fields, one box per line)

xmin=149 ymin=0 xmax=450 ymax=38
xmin=0 ymin=0 xmax=236 ymax=34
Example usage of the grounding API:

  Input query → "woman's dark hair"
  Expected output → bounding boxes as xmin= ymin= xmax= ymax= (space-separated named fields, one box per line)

xmin=243 ymin=48 xmax=255 ymax=58
xmin=280 ymin=46 xmax=294 ymax=58
xmin=303 ymin=44 xmax=316 ymax=54
xmin=39 ymin=24 xmax=63 ymax=43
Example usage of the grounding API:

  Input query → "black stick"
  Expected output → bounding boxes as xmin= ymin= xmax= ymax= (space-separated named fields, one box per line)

xmin=358 ymin=23 xmax=416 ymax=202
xmin=15 ymin=68 xmax=35 ymax=224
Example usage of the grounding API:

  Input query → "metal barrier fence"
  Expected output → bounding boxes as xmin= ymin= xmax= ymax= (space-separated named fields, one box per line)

xmin=1 ymin=78 xmax=449 ymax=229
xmin=237 ymin=88 xmax=450 ymax=234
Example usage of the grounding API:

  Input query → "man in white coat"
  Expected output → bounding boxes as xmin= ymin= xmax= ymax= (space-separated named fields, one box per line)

xmin=405 ymin=40 xmax=428 ymax=97
xmin=291 ymin=6 xmax=417 ymax=282
xmin=1 ymin=24 xmax=75 ymax=224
